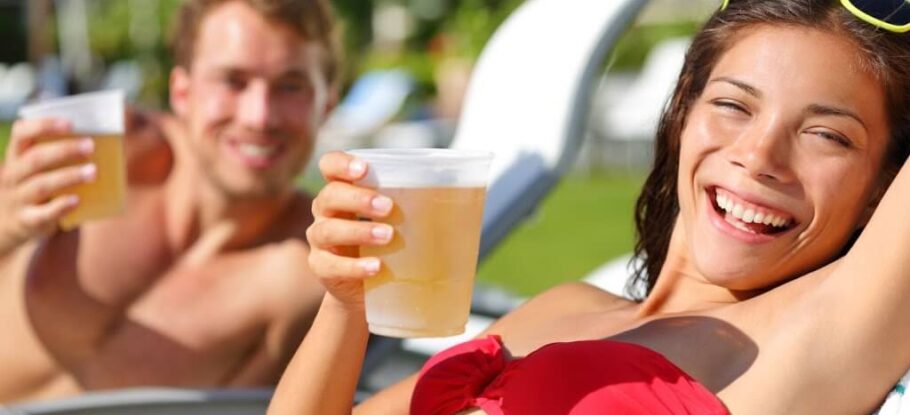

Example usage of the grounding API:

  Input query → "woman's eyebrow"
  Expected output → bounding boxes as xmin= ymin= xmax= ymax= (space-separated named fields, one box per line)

xmin=709 ymin=77 xmax=762 ymax=98
xmin=709 ymin=77 xmax=868 ymax=129
xmin=806 ymin=103 xmax=867 ymax=129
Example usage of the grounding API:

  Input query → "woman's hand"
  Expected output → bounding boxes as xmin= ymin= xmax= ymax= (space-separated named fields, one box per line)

xmin=0 ymin=118 xmax=95 ymax=253
xmin=307 ymin=151 xmax=394 ymax=311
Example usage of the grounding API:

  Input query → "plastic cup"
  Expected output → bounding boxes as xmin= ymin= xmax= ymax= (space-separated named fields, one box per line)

xmin=18 ymin=90 xmax=126 ymax=229
xmin=349 ymin=148 xmax=493 ymax=338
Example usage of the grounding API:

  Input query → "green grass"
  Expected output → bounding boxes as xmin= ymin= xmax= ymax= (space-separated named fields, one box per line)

xmin=476 ymin=172 xmax=644 ymax=296
xmin=0 ymin=122 xmax=9 ymax=160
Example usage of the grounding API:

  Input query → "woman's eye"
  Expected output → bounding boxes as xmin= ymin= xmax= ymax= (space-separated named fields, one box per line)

xmin=812 ymin=130 xmax=852 ymax=148
xmin=712 ymin=100 xmax=748 ymax=114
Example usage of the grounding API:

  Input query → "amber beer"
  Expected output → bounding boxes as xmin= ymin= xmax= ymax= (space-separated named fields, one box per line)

xmin=349 ymin=148 xmax=492 ymax=338
xmin=18 ymin=90 xmax=126 ymax=229
xmin=55 ymin=134 xmax=126 ymax=229
xmin=361 ymin=186 xmax=487 ymax=338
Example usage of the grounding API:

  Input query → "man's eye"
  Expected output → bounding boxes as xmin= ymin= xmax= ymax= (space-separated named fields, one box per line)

xmin=275 ymin=81 xmax=309 ymax=94
xmin=223 ymin=76 xmax=246 ymax=90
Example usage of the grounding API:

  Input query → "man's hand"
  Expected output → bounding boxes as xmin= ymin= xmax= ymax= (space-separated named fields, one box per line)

xmin=0 ymin=118 xmax=96 ymax=255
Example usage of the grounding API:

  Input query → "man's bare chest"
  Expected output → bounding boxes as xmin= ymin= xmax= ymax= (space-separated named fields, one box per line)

xmin=126 ymin=249 xmax=284 ymax=349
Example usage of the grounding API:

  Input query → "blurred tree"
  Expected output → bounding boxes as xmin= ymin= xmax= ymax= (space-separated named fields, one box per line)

xmin=66 ymin=0 xmax=531 ymax=111
xmin=333 ymin=0 xmax=374 ymax=84
xmin=0 ymin=2 xmax=29 ymax=64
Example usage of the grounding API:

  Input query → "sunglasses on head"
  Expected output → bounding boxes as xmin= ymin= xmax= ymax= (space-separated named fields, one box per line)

xmin=721 ymin=0 xmax=910 ymax=33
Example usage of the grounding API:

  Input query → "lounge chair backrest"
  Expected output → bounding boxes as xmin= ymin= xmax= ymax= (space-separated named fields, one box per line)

xmin=450 ymin=0 xmax=649 ymax=259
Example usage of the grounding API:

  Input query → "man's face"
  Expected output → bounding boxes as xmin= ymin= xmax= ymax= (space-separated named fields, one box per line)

xmin=170 ymin=1 xmax=331 ymax=199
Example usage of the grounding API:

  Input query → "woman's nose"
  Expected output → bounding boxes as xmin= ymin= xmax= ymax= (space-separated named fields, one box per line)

xmin=725 ymin=122 xmax=793 ymax=182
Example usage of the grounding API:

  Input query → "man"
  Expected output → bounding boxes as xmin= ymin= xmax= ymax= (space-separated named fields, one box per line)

xmin=0 ymin=0 xmax=339 ymax=402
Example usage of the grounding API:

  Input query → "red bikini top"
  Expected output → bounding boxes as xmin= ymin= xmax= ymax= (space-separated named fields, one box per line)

xmin=410 ymin=335 xmax=730 ymax=415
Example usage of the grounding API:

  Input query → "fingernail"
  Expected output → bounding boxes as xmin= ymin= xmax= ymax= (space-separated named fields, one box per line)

xmin=78 ymin=139 xmax=94 ymax=155
xmin=348 ymin=159 xmax=366 ymax=177
xmin=55 ymin=119 xmax=71 ymax=130
xmin=371 ymin=225 xmax=393 ymax=242
xmin=66 ymin=195 xmax=79 ymax=206
xmin=358 ymin=258 xmax=381 ymax=274
xmin=371 ymin=196 xmax=392 ymax=214
xmin=81 ymin=164 xmax=97 ymax=181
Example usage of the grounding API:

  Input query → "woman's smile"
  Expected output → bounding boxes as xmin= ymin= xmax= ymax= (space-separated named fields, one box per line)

xmin=705 ymin=185 xmax=798 ymax=244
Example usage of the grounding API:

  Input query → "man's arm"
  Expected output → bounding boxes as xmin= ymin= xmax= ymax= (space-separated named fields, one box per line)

xmin=20 ymin=108 xmax=176 ymax=381
xmin=24 ymin=220 xmax=170 ymax=379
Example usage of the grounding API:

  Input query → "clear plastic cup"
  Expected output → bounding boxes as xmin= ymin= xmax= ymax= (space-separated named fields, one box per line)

xmin=18 ymin=90 xmax=126 ymax=229
xmin=348 ymin=148 xmax=493 ymax=338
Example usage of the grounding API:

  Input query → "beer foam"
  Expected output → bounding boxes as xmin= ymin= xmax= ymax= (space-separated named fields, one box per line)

xmin=19 ymin=90 xmax=124 ymax=135
xmin=348 ymin=148 xmax=492 ymax=188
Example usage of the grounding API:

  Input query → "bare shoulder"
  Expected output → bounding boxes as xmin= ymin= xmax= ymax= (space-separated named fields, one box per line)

xmin=485 ymin=282 xmax=634 ymax=355
xmin=512 ymin=281 xmax=630 ymax=319
xmin=257 ymin=238 xmax=324 ymax=370
xmin=260 ymin=238 xmax=323 ymax=317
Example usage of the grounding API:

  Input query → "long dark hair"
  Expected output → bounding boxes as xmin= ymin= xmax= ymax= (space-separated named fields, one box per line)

xmin=629 ymin=0 xmax=910 ymax=300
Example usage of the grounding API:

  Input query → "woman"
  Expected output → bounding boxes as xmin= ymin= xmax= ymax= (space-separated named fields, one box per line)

xmin=270 ymin=0 xmax=910 ymax=413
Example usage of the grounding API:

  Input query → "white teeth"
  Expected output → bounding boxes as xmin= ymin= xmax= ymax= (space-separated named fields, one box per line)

xmin=237 ymin=143 xmax=277 ymax=158
xmin=742 ymin=209 xmax=755 ymax=223
xmin=714 ymin=191 xmax=792 ymax=229
xmin=724 ymin=215 xmax=754 ymax=233
xmin=716 ymin=194 xmax=727 ymax=210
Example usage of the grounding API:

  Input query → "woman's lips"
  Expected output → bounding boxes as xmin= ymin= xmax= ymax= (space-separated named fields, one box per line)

xmin=706 ymin=186 xmax=798 ymax=242
xmin=714 ymin=187 xmax=794 ymax=229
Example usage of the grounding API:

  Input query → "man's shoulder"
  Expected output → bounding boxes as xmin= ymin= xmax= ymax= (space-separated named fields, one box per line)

xmin=270 ymin=191 xmax=315 ymax=241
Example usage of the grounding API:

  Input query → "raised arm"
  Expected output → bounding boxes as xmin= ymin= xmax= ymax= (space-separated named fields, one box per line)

xmin=268 ymin=151 xmax=399 ymax=414
xmin=17 ymin=112 xmax=175 ymax=384
xmin=785 ymin=155 xmax=910 ymax=410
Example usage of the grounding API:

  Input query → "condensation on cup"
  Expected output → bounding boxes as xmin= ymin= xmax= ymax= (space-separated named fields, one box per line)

xmin=348 ymin=148 xmax=493 ymax=338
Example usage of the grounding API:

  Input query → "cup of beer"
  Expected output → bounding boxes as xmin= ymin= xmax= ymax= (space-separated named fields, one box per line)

xmin=18 ymin=90 xmax=127 ymax=230
xmin=348 ymin=148 xmax=493 ymax=338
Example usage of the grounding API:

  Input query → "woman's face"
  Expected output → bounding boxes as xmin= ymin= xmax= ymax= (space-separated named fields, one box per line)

xmin=678 ymin=24 xmax=890 ymax=290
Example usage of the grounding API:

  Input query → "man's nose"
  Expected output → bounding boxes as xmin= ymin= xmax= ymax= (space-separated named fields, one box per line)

xmin=726 ymin=120 xmax=793 ymax=182
xmin=237 ymin=80 xmax=277 ymax=130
